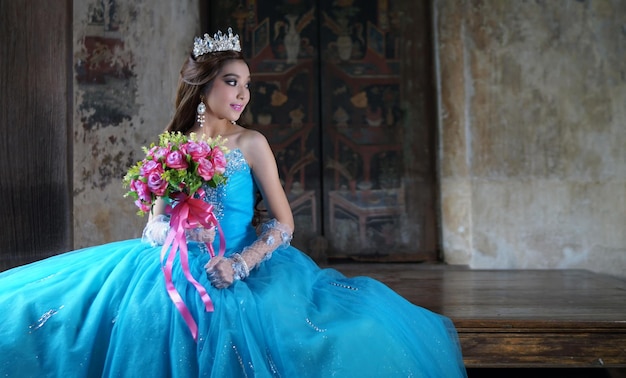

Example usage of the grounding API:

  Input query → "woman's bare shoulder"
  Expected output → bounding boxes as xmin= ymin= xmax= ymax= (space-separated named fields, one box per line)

xmin=237 ymin=128 xmax=269 ymax=149
xmin=220 ymin=125 xmax=257 ymax=148
xmin=236 ymin=128 xmax=272 ymax=168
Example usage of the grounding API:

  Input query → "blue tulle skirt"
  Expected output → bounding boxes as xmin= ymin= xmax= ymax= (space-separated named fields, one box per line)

xmin=0 ymin=239 xmax=466 ymax=377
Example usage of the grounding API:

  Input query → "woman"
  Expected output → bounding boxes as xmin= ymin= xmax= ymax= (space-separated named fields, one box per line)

xmin=0 ymin=29 xmax=466 ymax=377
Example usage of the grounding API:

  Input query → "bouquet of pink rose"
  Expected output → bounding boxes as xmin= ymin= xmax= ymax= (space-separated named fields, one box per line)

xmin=123 ymin=131 xmax=229 ymax=342
xmin=123 ymin=131 xmax=228 ymax=215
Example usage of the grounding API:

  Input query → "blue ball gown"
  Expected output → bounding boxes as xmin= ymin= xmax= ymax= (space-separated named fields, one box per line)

xmin=0 ymin=149 xmax=466 ymax=377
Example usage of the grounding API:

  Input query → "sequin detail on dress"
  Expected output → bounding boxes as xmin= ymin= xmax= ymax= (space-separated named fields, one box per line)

xmin=266 ymin=349 xmax=280 ymax=376
xmin=305 ymin=317 xmax=326 ymax=333
xmin=231 ymin=342 xmax=249 ymax=377
xmin=202 ymin=149 xmax=248 ymax=221
xmin=330 ymin=281 xmax=359 ymax=291
xmin=29 ymin=305 xmax=65 ymax=332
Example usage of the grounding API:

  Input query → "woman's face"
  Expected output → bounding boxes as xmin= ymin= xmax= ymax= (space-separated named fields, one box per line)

xmin=205 ymin=59 xmax=250 ymax=123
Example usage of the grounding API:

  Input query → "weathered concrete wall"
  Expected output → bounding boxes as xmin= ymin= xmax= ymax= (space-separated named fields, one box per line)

xmin=72 ymin=0 xmax=199 ymax=247
xmin=70 ymin=0 xmax=626 ymax=279
xmin=436 ymin=0 xmax=626 ymax=278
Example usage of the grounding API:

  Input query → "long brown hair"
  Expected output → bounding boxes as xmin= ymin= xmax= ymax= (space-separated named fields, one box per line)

xmin=167 ymin=50 xmax=247 ymax=134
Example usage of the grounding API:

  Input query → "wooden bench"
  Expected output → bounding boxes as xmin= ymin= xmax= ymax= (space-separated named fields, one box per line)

xmin=332 ymin=264 xmax=626 ymax=369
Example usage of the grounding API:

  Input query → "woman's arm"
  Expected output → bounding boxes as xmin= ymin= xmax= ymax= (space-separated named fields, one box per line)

xmin=149 ymin=198 xmax=167 ymax=221
xmin=244 ymin=130 xmax=294 ymax=232
xmin=205 ymin=130 xmax=294 ymax=288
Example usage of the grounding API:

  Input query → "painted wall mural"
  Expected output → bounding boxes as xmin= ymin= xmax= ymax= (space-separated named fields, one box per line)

xmin=75 ymin=1 xmax=136 ymax=129
xmin=209 ymin=0 xmax=438 ymax=262
xmin=72 ymin=0 xmax=198 ymax=248
xmin=320 ymin=1 xmax=406 ymax=257
xmin=74 ymin=0 xmax=138 ymax=194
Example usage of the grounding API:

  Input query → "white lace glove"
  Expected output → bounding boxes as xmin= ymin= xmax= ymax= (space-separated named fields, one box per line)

xmin=205 ymin=219 xmax=292 ymax=288
xmin=142 ymin=214 xmax=171 ymax=246
xmin=142 ymin=214 xmax=215 ymax=246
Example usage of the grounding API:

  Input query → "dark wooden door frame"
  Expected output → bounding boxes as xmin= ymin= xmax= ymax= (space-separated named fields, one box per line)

xmin=0 ymin=0 xmax=73 ymax=270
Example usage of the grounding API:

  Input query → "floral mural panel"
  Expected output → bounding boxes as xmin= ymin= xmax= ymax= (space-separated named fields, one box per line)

xmin=210 ymin=0 xmax=439 ymax=262
xmin=209 ymin=0 xmax=322 ymax=256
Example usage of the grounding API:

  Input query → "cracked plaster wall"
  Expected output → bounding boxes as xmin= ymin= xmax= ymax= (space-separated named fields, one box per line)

xmin=72 ymin=0 xmax=199 ymax=247
xmin=70 ymin=0 xmax=626 ymax=279
xmin=436 ymin=0 xmax=626 ymax=278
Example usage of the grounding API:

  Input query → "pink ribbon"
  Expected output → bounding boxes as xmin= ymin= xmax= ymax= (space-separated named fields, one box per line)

xmin=161 ymin=191 xmax=225 ymax=341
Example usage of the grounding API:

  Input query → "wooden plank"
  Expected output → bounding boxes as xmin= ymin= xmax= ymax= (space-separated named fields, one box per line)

xmin=331 ymin=264 xmax=626 ymax=368
xmin=460 ymin=331 xmax=626 ymax=367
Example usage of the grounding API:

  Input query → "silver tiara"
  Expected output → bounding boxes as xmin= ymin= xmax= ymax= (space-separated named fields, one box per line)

xmin=193 ymin=27 xmax=241 ymax=58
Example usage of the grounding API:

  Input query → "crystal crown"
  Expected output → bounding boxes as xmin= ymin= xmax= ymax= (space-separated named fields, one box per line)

xmin=193 ymin=27 xmax=241 ymax=58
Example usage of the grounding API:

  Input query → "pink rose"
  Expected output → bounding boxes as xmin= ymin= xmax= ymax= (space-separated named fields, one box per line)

xmin=147 ymin=168 xmax=168 ymax=196
xmin=140 ymin=159 xmax=160 ymax=177
xmin=135 ymin=199 xmax=151 ymax=213
xmin=131 ymin=179 xmax=151 ymax=203
xmin=197 ymin=157 xmax=215 ymax=181
xmin=209 ymin=147 xmax=227 ymax=174
xmin=148 ymin=146 xmax=169 ymax=161
xmin=146 ymin=146 xmax=158 ymax=157
xmin=183 ymin=141 xmax=208 ymax=162
xmin=154 ymin=146 xmax=170 ymax=161
xmin=165 ymin=150 xmax=189 ymax=169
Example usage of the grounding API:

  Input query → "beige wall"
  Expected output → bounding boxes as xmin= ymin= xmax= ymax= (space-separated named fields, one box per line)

xmin=72 ymin=0 xmax=199 ymax=245
xmin=71 ymin=0 xmax=626 ymax=279
xmin=436 ymin=0 xmax=626 ymax=278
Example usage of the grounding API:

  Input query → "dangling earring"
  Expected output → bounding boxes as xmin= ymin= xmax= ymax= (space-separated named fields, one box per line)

xmin=196 ymin=100 xmax=206 ymax=128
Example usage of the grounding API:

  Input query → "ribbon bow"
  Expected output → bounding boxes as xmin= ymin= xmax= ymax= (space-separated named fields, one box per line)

xmin=161 ymin=190 xmax=225 ymax=341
